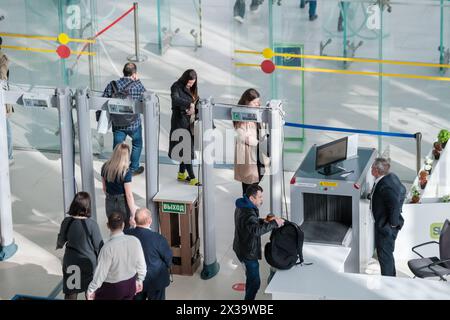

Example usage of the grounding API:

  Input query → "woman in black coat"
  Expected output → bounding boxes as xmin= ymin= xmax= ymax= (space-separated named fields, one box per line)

xmin=56 ymin=192 xmax=103 ymax=300
xmin=168 ymin=69 xmax=200 ymax=186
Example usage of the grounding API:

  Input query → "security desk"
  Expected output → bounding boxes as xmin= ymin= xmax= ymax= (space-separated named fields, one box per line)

xmin=266 ymin=245 xmax=450 ymax=300
xmin=290 ymin=147 xmax=376 ymax=273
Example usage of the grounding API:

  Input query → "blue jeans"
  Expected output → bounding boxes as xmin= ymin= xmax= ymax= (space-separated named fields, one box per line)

xmin=242 ymin=259 xmax=260 ymax=300
xmin=6 ymin=116 xmax=13 ymax=160
xmin=234 ymin=0 xmax=264 ymax=18
xmin=113 ymin=125 xmax=142 ymax=172
xmin=300 ymin=0 xmax=317 ymax=17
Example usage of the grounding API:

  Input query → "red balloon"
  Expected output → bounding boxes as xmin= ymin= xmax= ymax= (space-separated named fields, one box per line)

xmin=56 ymin=45 xmax=71 ymax=59
xmin=261 ymin=59 xmax=276 ymax=74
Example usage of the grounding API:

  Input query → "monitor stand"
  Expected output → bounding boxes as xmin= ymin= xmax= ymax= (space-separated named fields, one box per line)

xmin=318 ymin=164 xmax=345 ymax=176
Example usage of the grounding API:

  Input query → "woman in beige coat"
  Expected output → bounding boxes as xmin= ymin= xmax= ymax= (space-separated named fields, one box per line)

xmin=234 ymin=89 xmax=269 ymax=195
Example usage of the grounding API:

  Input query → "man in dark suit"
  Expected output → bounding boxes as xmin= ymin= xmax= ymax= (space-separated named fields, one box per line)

xmin=125 ymin=208 xmax=172 ymax=300
xmin=369 ymin=158 xmax=406 ymax=276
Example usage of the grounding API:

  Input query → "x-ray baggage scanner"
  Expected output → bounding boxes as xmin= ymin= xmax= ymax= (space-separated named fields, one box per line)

xmin=199 ymin=98 xmax=285 ymax=279
xmin=290 ymin=145 xmax=376 ymax=273
xmin=0 ymin=83 xmax=75 ymax=260
xmin=75 ymin=89 xmax=160 ymax=231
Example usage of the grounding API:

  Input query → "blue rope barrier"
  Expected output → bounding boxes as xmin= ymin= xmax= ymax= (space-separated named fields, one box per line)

xmin=284 ymin=122 xmax=416 ymax=139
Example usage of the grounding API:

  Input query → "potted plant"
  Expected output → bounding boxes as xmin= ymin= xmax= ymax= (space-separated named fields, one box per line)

xmin=410 ymin=186 xmax=420 ymax=203
xmin=419 ymin=170 xmax=428 ymax=189
xmin=438 ymin=129 xmax=450 ymax=148
xmin=441 ymin=195 xmax=450 ymax=203
xmin=433 ymin=142 xmax=442 ymax=160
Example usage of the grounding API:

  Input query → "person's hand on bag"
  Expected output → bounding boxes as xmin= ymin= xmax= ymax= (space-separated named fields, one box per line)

xmin=187 ymin=104 xmax=195 ymax=115
xmin=274 ymin=218 xmax=284 ymax=227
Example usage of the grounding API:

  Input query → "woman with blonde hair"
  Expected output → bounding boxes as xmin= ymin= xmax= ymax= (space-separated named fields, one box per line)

xmin=234 ymin=88 xmax=269 ymax=195
xmin=101 ymin=143 xmax=138 ymax=229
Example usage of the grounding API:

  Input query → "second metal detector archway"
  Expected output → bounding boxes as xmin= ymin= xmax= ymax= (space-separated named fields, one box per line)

xmin=199 ymin=98 xmax=285 ymax=279
xmin=75 ymin=89 xmax=160 ymax=231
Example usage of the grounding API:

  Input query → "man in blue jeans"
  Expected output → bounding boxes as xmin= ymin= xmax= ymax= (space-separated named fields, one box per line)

xmin=300 ymin=0 xmax=318 ymax=21
xmin=233 ymin=185 xmax=284 ymax=300
xmin=103 ymin=63 xmax=146 ymax=175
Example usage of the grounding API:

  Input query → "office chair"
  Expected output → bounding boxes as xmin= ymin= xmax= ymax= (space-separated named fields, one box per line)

xmin=408 ymin=219 xmax=450 ymax=281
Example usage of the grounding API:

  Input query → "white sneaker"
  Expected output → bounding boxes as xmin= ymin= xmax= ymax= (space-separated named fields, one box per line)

xmin=234 ymin=16 xmax=244 ymax=24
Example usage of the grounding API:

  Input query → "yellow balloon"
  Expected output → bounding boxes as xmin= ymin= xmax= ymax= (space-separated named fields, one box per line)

xmin=58 ymin=33 xmax=70 ymax=45
xmin=262 ymin=48 xmax=274 ymax=59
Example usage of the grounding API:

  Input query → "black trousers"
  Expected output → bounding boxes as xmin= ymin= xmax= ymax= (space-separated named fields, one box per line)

xmin=375 ymin=229 xmax=398 ymax=276
xmin=179 ymin=163 xmax=195 ymax=179
xmin=135 ymin=288 xmax=166 ymax=300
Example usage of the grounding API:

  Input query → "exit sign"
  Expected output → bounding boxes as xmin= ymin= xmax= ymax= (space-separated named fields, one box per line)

xmin=162 ymin=202 xmax=186 ymax=214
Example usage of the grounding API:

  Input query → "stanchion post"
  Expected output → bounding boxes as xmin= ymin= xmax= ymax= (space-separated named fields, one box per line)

xmin=128 ymin=2 xmax=148 ymax=62
xmin=199 ymin=0 xmax=203 ymax=47
xmin=415 ymin=132 xmax=422 ymax=174
xmin=88 ymin=43 xmax=95 ymax=90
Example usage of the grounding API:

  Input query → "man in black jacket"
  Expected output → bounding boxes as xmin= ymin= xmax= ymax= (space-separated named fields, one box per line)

xmin=125 ymin=208 xmax=172 ymax=300
xmin=369 ymin=158 xmax=406 ymax=277
xmin=233 ymin=185 xmax=284 ymax=300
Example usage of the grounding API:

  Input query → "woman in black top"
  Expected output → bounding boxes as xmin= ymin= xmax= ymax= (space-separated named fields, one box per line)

xmin=56 ymin=192 xmax=103 ymax=300
xmin=168 ymin=69 xmax=201 ymax=186
xmin=101 ymin=143 xmax=138 ymax=229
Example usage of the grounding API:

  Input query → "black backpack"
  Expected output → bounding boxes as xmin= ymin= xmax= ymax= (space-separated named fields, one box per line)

xmin=264 ymin=220 xmax=304 ymax=270
xmin=97 ymin=80 xmax=138 ymax=127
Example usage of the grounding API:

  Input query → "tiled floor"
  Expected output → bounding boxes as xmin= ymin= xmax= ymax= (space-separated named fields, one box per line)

xmin=0 ymin=149 xmax=415 ymax=300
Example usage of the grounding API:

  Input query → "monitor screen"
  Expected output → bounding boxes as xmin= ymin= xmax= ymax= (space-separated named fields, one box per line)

xmin=315 ymin=137 xmax=348 ymax=170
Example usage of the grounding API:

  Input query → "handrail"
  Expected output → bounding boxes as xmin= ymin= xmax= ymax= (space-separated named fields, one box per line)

xmin=285 ymin=122 xmax=422 ymax=173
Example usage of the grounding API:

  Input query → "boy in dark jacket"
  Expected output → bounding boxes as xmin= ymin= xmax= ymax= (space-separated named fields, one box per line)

xmin=233 ymin=185 xmax=284 ymax=300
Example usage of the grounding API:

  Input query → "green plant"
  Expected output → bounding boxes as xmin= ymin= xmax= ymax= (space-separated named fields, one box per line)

xmin=438 ymin=129 xmax=450 ymax=144
xmin=442 ymin=195 xmax=450 ymax=203
xmin=411 ymin=186 xmax=420 ymax=197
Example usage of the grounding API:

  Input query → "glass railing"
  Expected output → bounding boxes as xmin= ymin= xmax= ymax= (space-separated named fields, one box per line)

xmin=230 ymin=0 xmax=450 ymax=179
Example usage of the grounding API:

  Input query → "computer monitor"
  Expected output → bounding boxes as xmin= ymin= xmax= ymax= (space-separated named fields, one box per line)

xmin=315 ymin=137 xmax=348 ymax=176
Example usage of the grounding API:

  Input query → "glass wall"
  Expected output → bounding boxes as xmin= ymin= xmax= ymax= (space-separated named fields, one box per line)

xmin=1 ymin=0 xmax=99 ymax=151
xmin=230 ymin=0 xmax=450 ymax=179
xmin=2 ymin=0 xmax=450 ymax=181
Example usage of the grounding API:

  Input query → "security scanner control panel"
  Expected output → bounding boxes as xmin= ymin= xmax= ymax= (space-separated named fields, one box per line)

xmin=231 ymin=107 xmax=262 ymax=123
xmin=22 ymin=93 xmax=51 ymax=108
xmin=107 ymin=99 xmax=135 ymax=114
xmin=290 ymin=146 xmax=376 ymax=273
